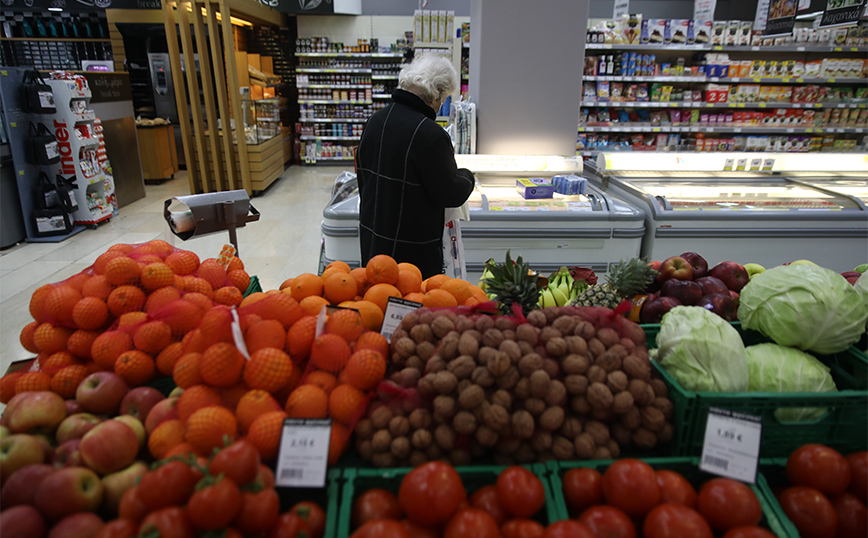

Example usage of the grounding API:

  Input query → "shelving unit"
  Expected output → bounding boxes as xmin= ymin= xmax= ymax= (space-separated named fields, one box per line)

xmin=0 ymin=13 xmax=113 ymax=71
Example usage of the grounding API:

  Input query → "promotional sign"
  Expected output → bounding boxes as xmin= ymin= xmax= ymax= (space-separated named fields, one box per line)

xmin=763 ymin=0 xmax=798 ymax=37
xmin=818 ymin=0 xmax=866 ymax=28
xmin=275 ymin=419 xmax=332 ymax=488
xmin=694 ymin=0 xmax=718 ymax=24
xmin=700 ymin=407 xmax=762 ymax=484
xmin=612 ymin=0 xmax=630 ymax=20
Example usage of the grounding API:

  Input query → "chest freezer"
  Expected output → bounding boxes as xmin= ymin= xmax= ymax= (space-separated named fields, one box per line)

xmin=321 ymin=155 xmax=646 ymax=282
xmin=586 ymin=153 xmax=868 ymax=272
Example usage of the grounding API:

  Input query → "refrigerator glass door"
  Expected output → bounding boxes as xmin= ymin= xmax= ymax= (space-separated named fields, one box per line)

xmin=785 ymin=176 xmax=868 ymax=204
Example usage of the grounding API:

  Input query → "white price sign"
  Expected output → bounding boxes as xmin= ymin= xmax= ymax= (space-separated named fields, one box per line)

xmin=380 ymin=296 xmax=423 ymax=343
xmin=694 ymin=0 xmax=717 ymax=24
xmin=700 ymin=407 xmax=762 ymax=484
xmin=613 ymin=0 xmax=630 ymax=20
xmin=275 ymin=419 xmax=332 ymax=488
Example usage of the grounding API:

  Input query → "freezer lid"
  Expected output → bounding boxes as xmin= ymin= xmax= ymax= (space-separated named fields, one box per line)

xmin=785 ymin=177 xmax=868 ymax=206
xmin=322 ymin=192 xmax=360 ymax=221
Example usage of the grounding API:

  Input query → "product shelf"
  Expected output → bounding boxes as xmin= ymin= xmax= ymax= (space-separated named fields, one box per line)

xmin=581 ymin=100 xmax=868 ymax=109
xmin=586 ymin=43 xmax=868 ymax=53
xmin=579 ymin=125 xmax=866 ymax=134
xmin=585 ymin=75 xmax=866 ymax=84
xmin=296 ymin=68 xmax=373 ymax=74
xmin=298 ymin=84 xmax=371 ymax=89
xmin=300 ymin=135 xmax=361 ymax=141
xmin=298 ymin=99 xmax=373 ymax=105
xmin=299 ymin=118 xmax=368 ymax=123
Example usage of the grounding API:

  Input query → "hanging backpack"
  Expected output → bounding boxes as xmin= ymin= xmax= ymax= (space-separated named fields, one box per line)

xmin=32 ymin=172 xmax=73 ymax=237
xmin=55 ymin=174 xmax=80 ymax=214
xmin=26 ymin=122 xmax=60 ymax=165
xmin=21 ymin=70 xmax=56 ymax=114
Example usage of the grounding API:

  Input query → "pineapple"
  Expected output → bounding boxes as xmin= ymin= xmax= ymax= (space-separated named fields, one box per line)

xmin=480 ymin=251 xmax=541 ymax=315
xmin=572 ymin=258 xmax=657 ymax=309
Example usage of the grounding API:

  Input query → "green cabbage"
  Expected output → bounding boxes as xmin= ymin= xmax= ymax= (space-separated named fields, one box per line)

xmin=739 ymin=264 xmax=868 ymax=355
xmin=745 ymin=343 xmax=837 ymax=422
xmin=656 ymin=306 xmax=749 ymax=393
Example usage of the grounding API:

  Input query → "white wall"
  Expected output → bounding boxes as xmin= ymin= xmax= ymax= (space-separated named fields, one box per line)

xmin=297 ymin=15 xmax=469 ymax=46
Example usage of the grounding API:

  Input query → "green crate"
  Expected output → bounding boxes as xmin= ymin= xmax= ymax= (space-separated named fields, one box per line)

xmin=644 ymin=323 xmax=868 ymax=458
xmin=337 ymin=464 xmax=557 ymax=538
xmin=275 ymin=468 xmax=343 ymax=538
xmin=755 ymin=459 xmax=808 ymax=538
xmin=547 ymin=457 xmax=795 ymax=537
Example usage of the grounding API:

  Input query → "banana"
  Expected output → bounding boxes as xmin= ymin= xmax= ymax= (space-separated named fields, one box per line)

xmin=549 ymin=285 xmax=568 ymax=306
xmin=541 ymin=288 xmax=556 ymax=308
xmin=556 ymin=266 xmax=573 ymax=299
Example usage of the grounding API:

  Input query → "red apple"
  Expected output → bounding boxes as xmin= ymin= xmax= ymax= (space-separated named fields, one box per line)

xmin=660 ymin=279 xmax=703 ymax=306
xmin=640 ymin=296 xmax=683 ymax=324
xmin=697 ymin=293 xmax=738 ymax=321
xmin=101 ymin=461 xmax=148 ymax=516
xmin=0 ymin=464 xmax=55 ymax=507
xmin=695 ymin=276 xmax=730 ymax=296
xmin=56 ymin=414 xmax=103 ymax=445
xmin=112 ymin=416 xmax=146 ymax=451
xmin=75 ymin=372 xmax=129 ymax=416
xmin=144 ymin=397 xmax=179 ymax=434
xmin=842 ymin=271 xmax=861 ymax=285
xmin=47 ymin=512 xmax=103 ymax=538
xmin=729 ymin=290 xmax=740 ymax=302
xmin=679 ymin=251 xmax=709 ymax=279
xmin=119 ymin=387 xmax=164 ymax=423
xmin=0 ymin=505 xmax=48 ymax=538
xmin=80 ymin=421 xmax=139 ymax=476
xmin=708 ymin=261 xmax=750 ymax=293
xmin=656 ymin=256 xmax=694 ymax=284
xmin=0 ymin=426 xmax=9 ymax=439
xmin=648 ymin=260 xmax=662 ymax=271
xmin=65 ymin=400 xmax=84 ymax=416
xmin=5 ymin=391 xmax=67 ymax=435
xmin=52 ymin=439 xmax=84 ymax=468
xmin=0 ymin=434 xmax=45 ymax=482
xmin=33 ymin=466 xmax=103 ymax=521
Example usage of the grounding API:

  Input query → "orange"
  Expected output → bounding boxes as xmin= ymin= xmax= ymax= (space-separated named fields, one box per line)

xmin=182 ymin=329 xmax=208 ymax=355
xmin=199 ymin=342 xmax=245 ymax=387
xmin=244 ymin=348 xmax=293 ymax=393
xmin=133 ymin=321 xmax=173 ymax=355
xmin=197 ymin=259 xmax=230 ymax=290
xmin=247 ymin=410 xmax=287 ymax=462
xmin=81 ymin=275 xmax=113 ymax=301
xmin=228 ymin=270 xmax=251 ymax=293
xmin=15 ymin=372 xmax=52 ymax=393
xmin=163 ymin=442 xmax=196 ymax=459
xmin=64 ymin=273 xmax=89 ymax=293
xmin=310 ymin=334 xmax=351 ymax=373
xmin=91 ymin=330 xmax=133 ymax=370
xmin=117 ymin=311 xmax=148 ymax=329
xmin=328 ymin=384 xmax=366 ymax=426
xmin=468 ymin=283 xmax=489 ymax=302
xmin=145 ymin=286 xmax=182 ymax=315
xmin=105 ymin=256 xmax=142 ymax=286
xmin=185 ymin=406 xmax=237 ymax=457
xmin=107 ymin=285 xmax=147 ymax=317
xmin=304 ymin=371 xmax=337 ymax=395
xmin=323 ymin=272 xmax=358 ymax=305
xmin=115 ymin=350 xmax=156 ymax=387
xmin=286 ymin=316 xmax=317 ymax=361
xmin=67 ymin=329 xmax=99 ymax=360
xmin=213 ymin=286 xmax=243 ymax=307
xmin=235 ymin=389 xmax=283 ymax=433
xmin=50 ymin=364 xmax=88 ymax=399
xmin=329 ymin=423 xmax=349 ymax=465
xmin=352 ymin=301 xmax=385 ymax=332
xmin=197 ymin=307 xmax=234 ymax=349
xmin=33 ymin=323 xmax=74 ymax=355
xmin=299 ymin=295 xmax=329 ymax=317
xmin=342 ymin=349 xmax=386 ymax=391
xmin=354 ymin=331 xmax=389 ymax=359
xmin=239 ymin=313 xmax=263 ymax=334
xmin=148 ymin=419 xmax=186 ymax=459
xmin=325 ymin=260 xmax=352 ymax=274
xmin=422 ymin=288 xmax=458 ymax=308
xmin=173 ymin=352 xmax=205 ymax=389
xmin=19 ymin=321 xmax=40 ymax=354
xmin=217 ymin=381 xmax=249 ymax=412
xmin=0 ymin=373 xmax=23 ymax=403
xmin=250 ymin=293 xmax=304 ymax=328
xmin=363 ymin=283 xmax=401 ymax=314
xmin=165 ymin=250 xmax=200 ymax=276
xmin=421 ymin=274 xmax=449 ymax=292
xmin=41 ymin=351 xmax=79 ymax=377
xmin=93 ymin=250 xmax=127 ymax=275
xmin=136 ymin=254 xmax=164 ymax=266
xmin=285 ymin=384 xmax=328 ymax=419
xmin=278 ymin=278 xmax=294 ymax=291
xmin=398 ymin=262 xmax=423 ymax=281
xmin=289 ymin=273 xmax=324 ymax=303
xmin=439 ymin=278 xmax=474 ymax=305
xmin=240 ymin=292 xmax=268 ymax=308
xmin=227 ymin=256 xmax=244 ymax=273
xmin=182 ymin=292 xmax=214 ymax=313
xmin=159 ymin=299 xmax=205 ymax=337
xmin=465 ymin=297 xmax=481 ymax=307
xmin=107 ymin=243 xmax=134 ymax=254
xmin=183 ymin=277 xmax=214 ymax=299
xmin=44 ymin=285 xmax=82 ymax=325
xmin=365 ymin=254 xmax=399 ymax=286
xmin=141 ymin=263 xmax=175 ymax=292
xmin=133 ymin=239 xmax=174 ymax=259
xmin=324 ymin=308 xmax=364 ymax=343
xmin=177 ymin=384 xmax=222 ymax=423
xmin=349 ymin=268 xmax=368 ymax=295
xmin=156 ymin=342 xmax=184 ymax=376
xmin=245 ymin=319 xmax=287 ymax=354
xmin=403 ymin=292 xmax=424 ymax=304
xmin=395 ymin=270 xmax=422 ymax=296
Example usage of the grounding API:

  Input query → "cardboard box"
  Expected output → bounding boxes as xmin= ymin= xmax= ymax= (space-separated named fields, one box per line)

xmin=739 ymin=21 xmax=752 ymax=45
xmin=671 ymin=19 xmax=694 ymax=44
xmin=446 ymin=11 xmax=454 ymax=42
xmin=438 ymin=10 xmax=447 ymax=42
xmin=695 ymin=20 xmax=713 ymax=44
xmin=422 ymin=10 xmax=431 ymax=42
xmin=516 ymin=178 xmax=554 ymax=199
xmin=414 ymin=10 xmax=422 ymax=43
xmin=648 ymin=19 xmax=668 ymax=45
xmin=712 ymin=21 xmax=727 ymax=45
xmin=725 ymin=21 xmax=740 ymax=46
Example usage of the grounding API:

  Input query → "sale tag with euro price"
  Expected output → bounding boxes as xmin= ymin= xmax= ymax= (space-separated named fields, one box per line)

xmin=380 ymin=296 xmax=423 ymax=343
xmin=275 ymin=419 xmax=332 ymax=488
xmin=700 ymin=407 xmax=762 ymax=484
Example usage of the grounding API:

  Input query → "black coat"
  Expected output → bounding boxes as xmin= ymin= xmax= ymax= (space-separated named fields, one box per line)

xmin=356 ymin=89 xmax=474 ymax=279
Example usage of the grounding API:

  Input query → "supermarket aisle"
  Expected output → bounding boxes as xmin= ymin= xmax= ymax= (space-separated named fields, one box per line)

xmin=0 ymin=164 xmax=351 ymax=373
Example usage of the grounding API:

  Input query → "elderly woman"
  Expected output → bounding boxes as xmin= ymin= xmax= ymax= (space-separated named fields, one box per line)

xmin=355 ymin=53 xmax=475 ymax=279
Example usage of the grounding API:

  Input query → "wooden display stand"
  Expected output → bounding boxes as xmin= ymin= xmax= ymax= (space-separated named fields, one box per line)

xmin=136 ymin=124 xmax=179 ymax=183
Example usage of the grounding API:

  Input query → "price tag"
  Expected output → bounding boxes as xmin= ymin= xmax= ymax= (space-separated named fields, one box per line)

xmin=736 ymin=158 xmax=748 ymax=171
xmin=381 ymin=296 xmax=424 ymax=343
xmin=749 ymin=158 xmax=763 ymax=171
xmin=275 ymin=419 xmax=332 ymax=488
xmin=723 ymin=158 xmax=735 ymax=170
xmin=762 ymin=158 xmax=775 ymax=171
xmin=700 ymin=408 xmax=762 ymax=483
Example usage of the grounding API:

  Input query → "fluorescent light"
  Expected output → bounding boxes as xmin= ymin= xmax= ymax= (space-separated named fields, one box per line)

xmin=455 ymin=154 xmax=583 ymax=174
xmin=47 ymin=7 xmax=62 ymax=10
xmin=597 ymin=152 xmax=868 ymax=173
xmin=795 ymin=10 xmax=822 ymax=20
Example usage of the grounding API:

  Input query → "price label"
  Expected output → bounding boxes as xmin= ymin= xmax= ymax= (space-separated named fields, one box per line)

xmin=736 ymin=158 xmax=748 ymax=171
xmin=275 ymin=419 xmax=332 ymax=488
xmin=749 ymin=158 xmax=763 ymax=171
xmin=723 ymin=158 xmax=735 ymax=170
xmin=381 ymin=296 xmax=424 ymax=343
xmin=700 ymin=407 xmax=762 ymax=484
xmin=762 ymin=158 xmax=775 ymax=171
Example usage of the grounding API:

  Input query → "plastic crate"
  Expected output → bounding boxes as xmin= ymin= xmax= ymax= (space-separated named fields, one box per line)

xmin=275 ymin=467 xmax=343 ymax=538
xmin=337 ymin=464 xmax=557 ymax=538
xmin=547 ymin=457 xmax=795 ymax=537
xmin=644 ymin=323 xmax=868 ymax=457
xmin=754 ymin=458 xmax=811 ymax=538
xmin=243 ymin=275 xmax=262 ymax=297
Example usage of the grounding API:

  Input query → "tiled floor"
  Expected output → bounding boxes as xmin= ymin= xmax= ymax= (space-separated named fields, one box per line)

xmin=0 ymin=164 xmax=352 ymax=374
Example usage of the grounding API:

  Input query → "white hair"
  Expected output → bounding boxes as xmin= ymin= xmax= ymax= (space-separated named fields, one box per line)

xmin=398 ymin=53 xmax=458 ymax=104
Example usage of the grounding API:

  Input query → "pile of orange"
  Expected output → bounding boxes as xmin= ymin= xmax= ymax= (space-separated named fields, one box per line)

xmin=0 ymin=240 xmax=253 ymax=405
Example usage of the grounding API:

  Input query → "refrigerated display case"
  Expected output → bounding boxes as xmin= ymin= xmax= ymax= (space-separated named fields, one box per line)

xmin=321 ymin=155 xmax=646 ymax=281
xmin=585 ymin=152 xmax=868 ymax=272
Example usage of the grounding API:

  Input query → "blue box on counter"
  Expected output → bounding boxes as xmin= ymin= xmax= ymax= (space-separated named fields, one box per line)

xmin=516 ymin=178 xmax=555 ymax=199
xmin=552 ymin=174 xmax=587 ymax=195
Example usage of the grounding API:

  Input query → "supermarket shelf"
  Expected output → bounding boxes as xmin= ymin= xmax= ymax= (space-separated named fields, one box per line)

xmin=372 ymin=75 xmax=399 ymax=80
xmin=296 ymin=52 xmax=403 ymax=58
xmin=299 ymin=117 xmax=368 ymax=123
xmin=586 ymin=43 xmax=868 ymax=53
xmin=414 ymin=41 xmax=454 ymax=48
xmin=298 ymin=84 xmax=371 ymax=89
xmin=0 ymin=37 xmax=111 ymax=42
xmin=581 ymin=101 xmax=868 ymax=109
xmin=296 ymin=68 xmax=372 ymax=74
xmin=298 ymin=99 xmax=372 ymax=105
xmin=584 ymin=75 xmax=867 ymax=84
xmin=305 ymin=157 xmax=356 ymax=164
xmin=579 ymin=125 xmax=867 ymax=134
xmin=300 ymin=135 xmax=361 ymax=141
xmin=372 ymin=94 xmax=391 ymax=99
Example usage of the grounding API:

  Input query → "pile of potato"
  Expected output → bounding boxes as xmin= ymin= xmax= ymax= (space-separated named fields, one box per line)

xmin=353 ymin=306 xmax=675 ymax=467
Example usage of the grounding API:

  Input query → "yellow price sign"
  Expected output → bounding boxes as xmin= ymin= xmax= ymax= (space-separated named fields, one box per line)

xmin=737 ymin=103 xmax=745 ymax=108
xmin=828 ymin=78 xmax=836 ymax=83
xmin=758 ymin=103 xmax=767 ymax=108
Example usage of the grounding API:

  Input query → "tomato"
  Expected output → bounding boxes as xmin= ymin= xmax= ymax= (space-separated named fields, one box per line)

xmin=94 ymin=518 xmax=137 ymax=538
xmin=496 ymin=466 xmax=546 ymax=519
xmin=697 ymin=478 xmax=762 ymax=532
xmin=209 ymin=439 xmax=261 ymax=487
xmin=399 ymin=519 xmax=439 ymax=538
xmin=444 ymin=508 xmax=500 ymax=538
xmin=501 ymin=519 xmax=545 ymax=538
xmin=542 ymin=520 xmax=597 ymax=538
xmin=118 ymin=487 xmax=148 ymax=524
xmin=268 ymin=512 xmax=311 ymax=538
xmin=290 ymin=501 xmax=326 ymax=538
xmin=579 ymin=505 xmax=637 ymax=538
xmin=656 ymin=470 xmax=697 ymax=508
xmin=186 ymin=476 xmax=241 ymax=531
xmin=352 ymin=489 xmax=403 ymax=528
xmin=234 ymin=488 xmax=280 ymax=535
xmin=721 ymin=526 xmax=778 ymax=538
xmin=787 ymin=444 xmax=851 ymax=496
xmin=350 ymin=519 xmax=411 ymax=538
xmin=137 ymin=461 xmax=199 ymax=511
xmin=138 ymin=507 xmax=196 ymax=538
xmin=398 ymin=461 xmax=466 ymax=527
xmin=258 ymin=464 xmax=276 ymax=489
xmin=562 ymin=467 xmax=604 ymax=515
xmin=778 ymin=486 xmax=837 ymax=538
xmin=831 ymin=492 xmax=868 ymax=538
xmin=643 ymin=503 xmax=713 ymax=538
xmin=470 ymin=485 xmax=509 ymax=526
xmin=602 ymin=459 xmax=661 ymax=518
xmin=845 ymin=452 xmax=868 ymax=503
xmin=224 ymin=529 xmax=243 ymax=538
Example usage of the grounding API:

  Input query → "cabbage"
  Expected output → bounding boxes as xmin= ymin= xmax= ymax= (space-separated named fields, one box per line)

xmin=745 ymin=343 xmax=837 ymax=422
xmin=739 ymin=264 xmax=868 ymax=355
xmin=656 ymin=306 xmax=749 ymax=393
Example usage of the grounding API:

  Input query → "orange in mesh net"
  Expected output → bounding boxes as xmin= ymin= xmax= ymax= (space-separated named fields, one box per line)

xmin=285 ymin=384 xmax=328 ymax=419
xmin=219 ymin=381 xmax=250 ymax=411
xmin=286 ymin=316 xmax=317 ymax=361
xmin=148 ymin=418 xmax=186 ymax=459
xmin=245 ymin=319 xmax=286 ymax=354
xmin=213 ymin=286 xmax=243 ymax=307
xmin=199 ymin=342 xmax=244 ymax=388
xmin=0 ymin=372 xmax=23 ymax=403
xmin=115 ymin=350 xmax=156 ymax=387
xmin=247 ymin=410 xmax=288 ymax=462
xmin=354 ymin=331 xmax=389 ymax=358
xmin=197 ymin=259 xmax=231 ymax=290
xmin=67 ymin=329 xmax=98 ymax=360
xmin=310 ymin=334 xmax=351 ymax=373
xmin=228 ymin=270 xmax=251 ymax=293
xmin=250 ymin=293 xmax=304 ymax=329
xmin=177 ymin=384 xmax=223 ymax=423
xmin=15 ymin=372 xmax=52 ymax=393
xmin=118 ymin=311 xmax=148 ymax=329
xmin=133 ymin=321 xmax=173 ymax=355
xmin=19 ymin=321 xmax=40 ymax=354
xmin=105 ymin=256 xmax=142 ymax=287
xmin=41 ymin=351 xmax=79 ymax=377
xmin=81 ymin=275 xmax=113 ymax=301
xmin=145 ymin=287 xmax=182 ymax=315
xmin=183 ymin=276 xmax=214 ymax=299
xmin=235 ymin=389 xmax=283 ymax=433
xmin=324 ymin=308 xmax=365 ymax=343
xmin=173 ymin=352 xmax=204 ymax=389
xmin=340 ymin=349 xmax=386 ymax=392
xmin=244 ymin=348 xmax=293 ymax=393
xmin=33 ymin=323 xmax=74 ymax=355
xmin=329 ymin=384 xmax=366 ymax=426
xmin=185 ymin=405 xmax=237 ymax=457
xmin=44 ymin=285 xmax=81 ymax=326
xmin=107 ymin=285 xmax=146 ymax=317
xmin=132 ymin=239 xmax=174 ymax=259
xmin=93 ymin=250 xmax=126 ymax=275
xmin=156 ymin=342 xmax=184 ymax=376
xmin=29 ymin=284 xmax=56 ymax=323
xmin=304 ymin=370 xmax=337 ymax=395
xmin=91 ymin=330 xmax=133 ymax=370
xmin=140 ymin=262 xmax=175 ymax=292
xmin=165 ymin=250 xmax=200 ymax=276
xmin=50 ymin=364 xmax=88 ymax=399
xmin=157 ymin=299 xmax=205 ymax=337
xmin=197 ymin=307 xmax=234 ymax=348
